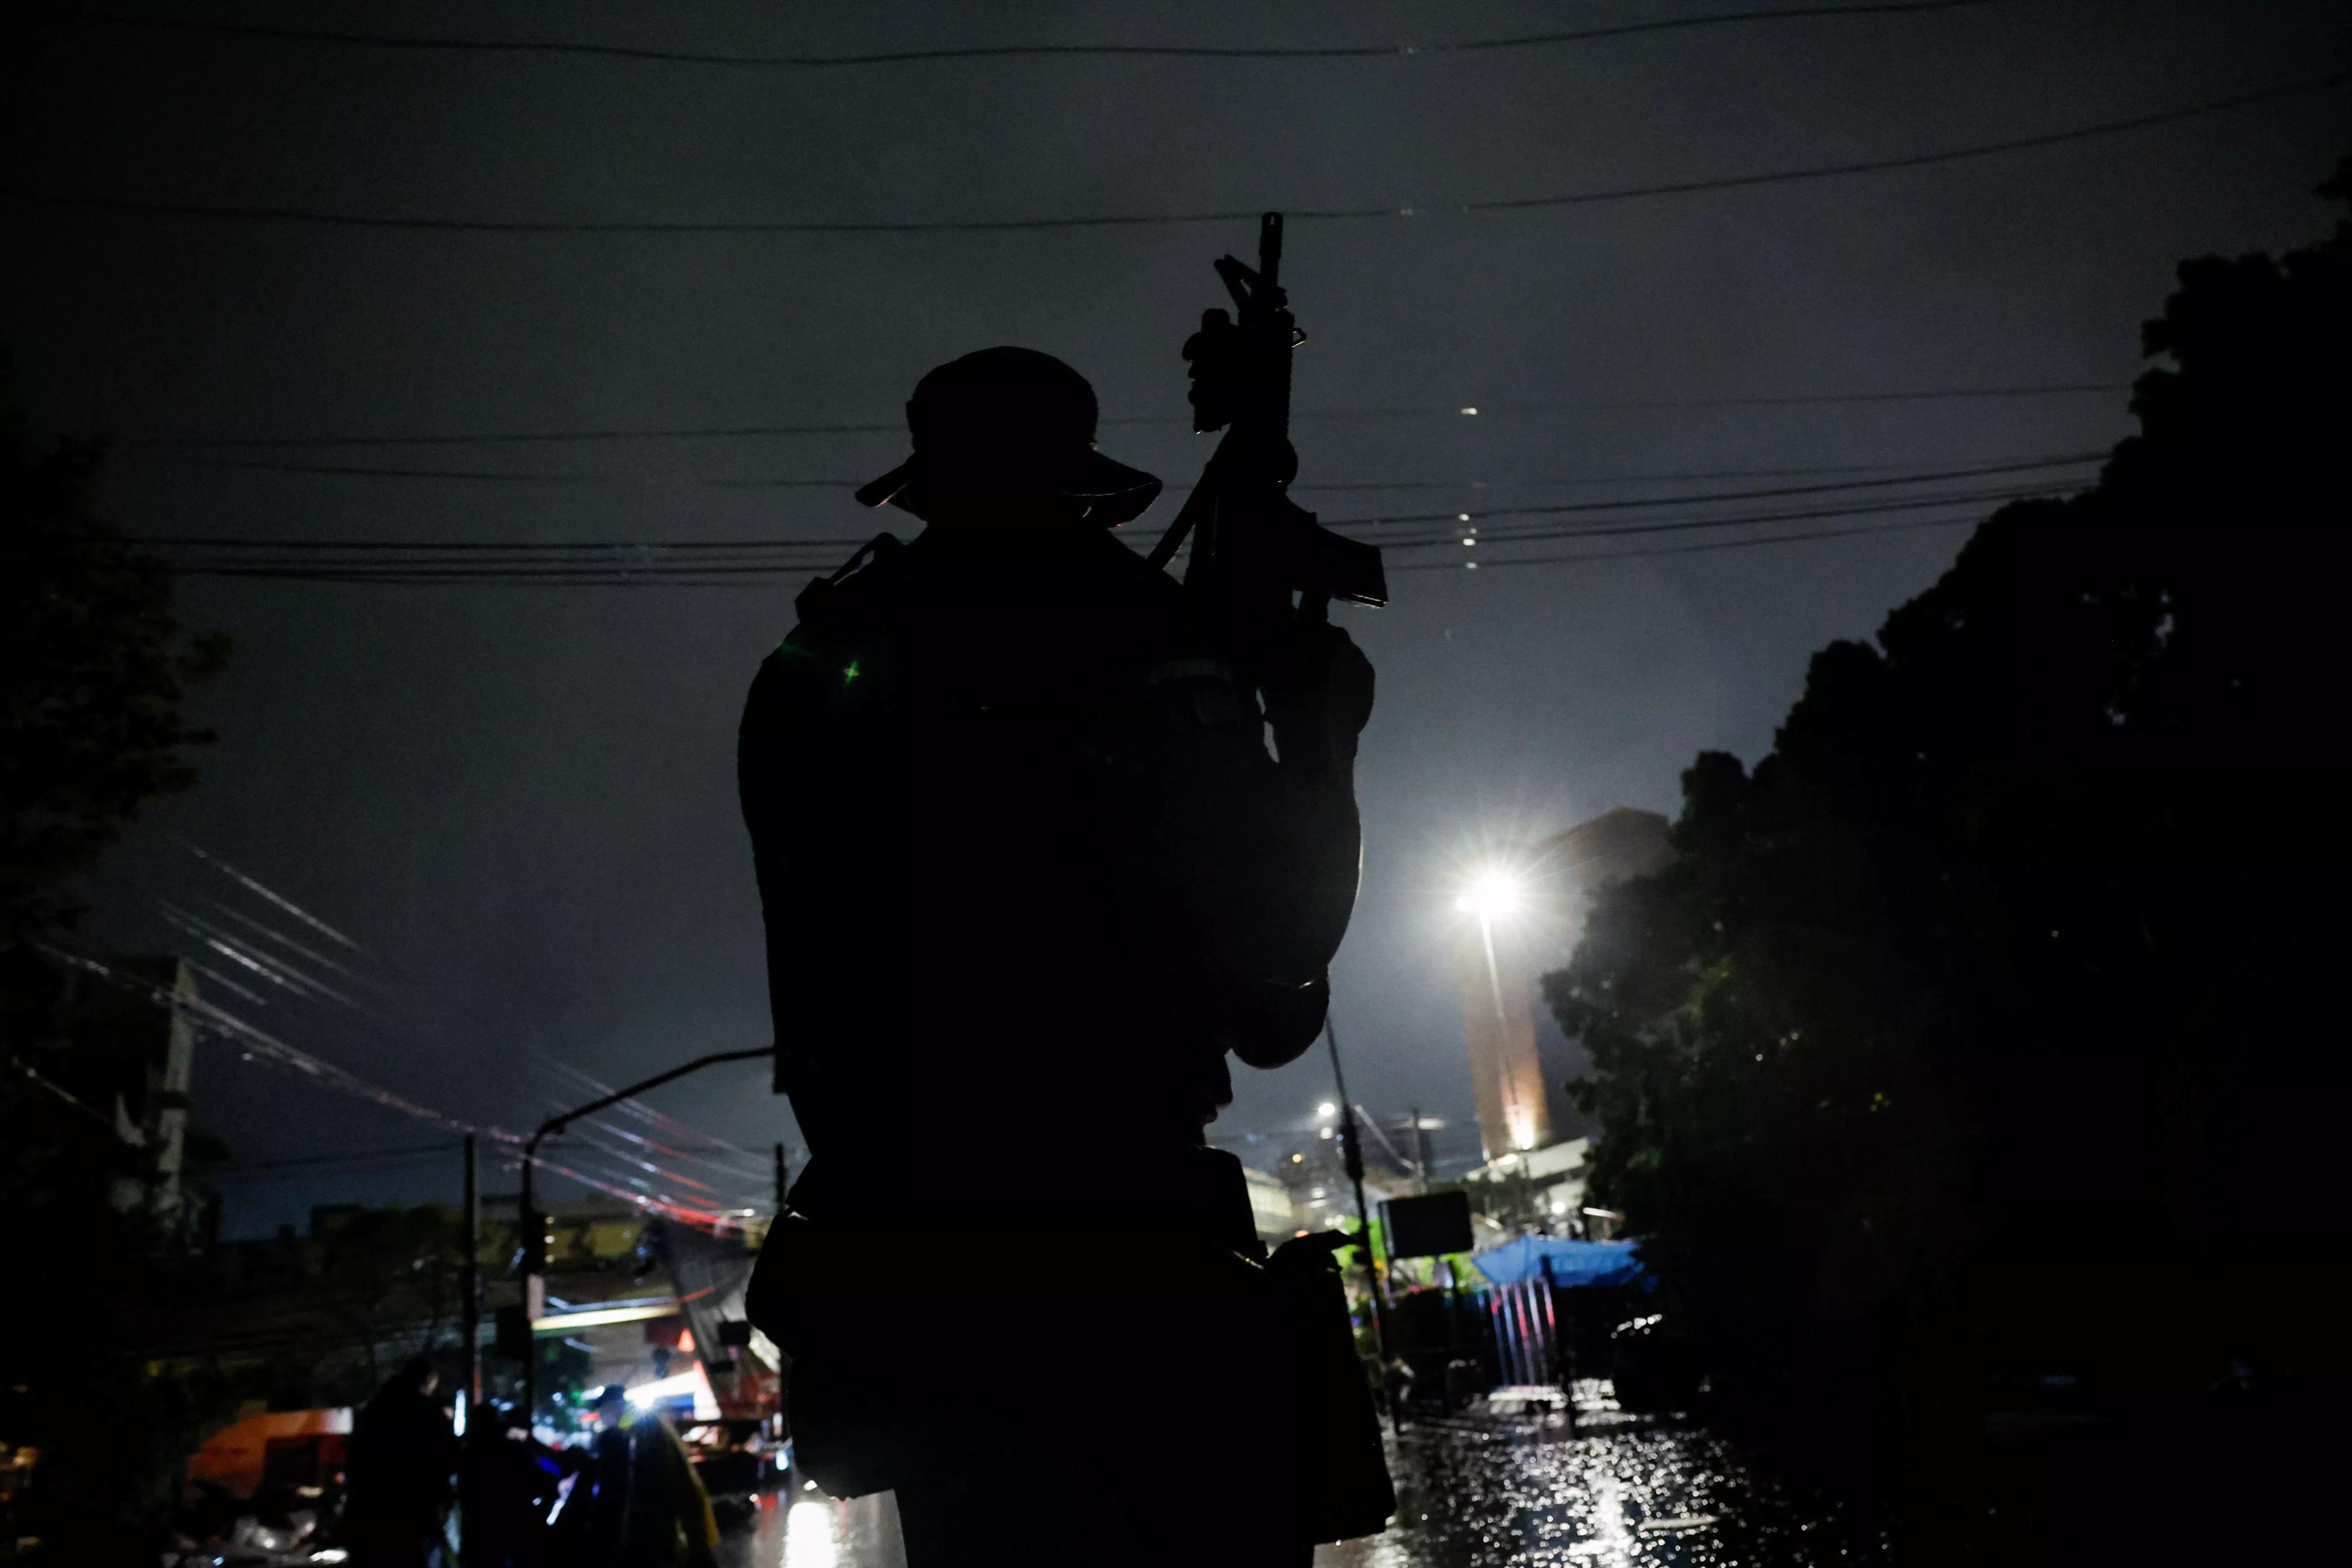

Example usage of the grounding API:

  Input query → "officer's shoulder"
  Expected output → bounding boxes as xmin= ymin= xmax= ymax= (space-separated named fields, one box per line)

xmin=796 ymin=532 xmax=914 ymax=628
xmin=744 ymin=541 xmax=894 ymax=703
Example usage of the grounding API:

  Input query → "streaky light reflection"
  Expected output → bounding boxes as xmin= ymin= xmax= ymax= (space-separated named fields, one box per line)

xmin=783 ymin=1499 xmax=843 ymax=1568
xmin=1562 ymin=1473 xmax=1634 ymax=1564
xmin=1310 ymin=1378 xmax=1887 ymax=1567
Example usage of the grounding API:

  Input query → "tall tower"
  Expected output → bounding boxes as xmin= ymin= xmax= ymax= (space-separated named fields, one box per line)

xmin=1452 ymin=906 xmax=1550 ymax=1159
xmin=1451 ymin=807 xmax=1672 ymax=1162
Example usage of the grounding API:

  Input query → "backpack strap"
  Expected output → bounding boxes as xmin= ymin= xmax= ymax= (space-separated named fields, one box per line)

xmin=793 ymin=532 xmax=905 ymax=624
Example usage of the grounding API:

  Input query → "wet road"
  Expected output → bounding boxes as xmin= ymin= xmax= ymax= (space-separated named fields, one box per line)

xmin=1321 ymin=1406 xmax=1884 ymax=1568
xmin=720 ymin=1490 xmax=908 ymax=1568
xmin=720 ymin=1392 xmax=1883 ymax=1567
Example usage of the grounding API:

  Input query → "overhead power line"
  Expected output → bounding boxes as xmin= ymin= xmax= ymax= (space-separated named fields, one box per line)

xmin=115 ymin=381 xmax=2130 ymax=451
xmin=121 ymin=451 xmax=2100 ymax=564
xmin=39 ymin=944 xmax=480 ymax=1136
xmin=123 ymin=460 xmax=1886 ymax=488
xmin=1417 ymin=480 xmax=2068 ymax=548
xmin=214 ymin=1141 xmax=459 ymax=1175
xmin=145 ymin=480 xmax=2074 ymax=586
xmin=149 ymin=455 xmax=632 ymax=483
xmin=115 ymin=451 xmax=2098 ymax=543
xmin=1494 ymin=382 xmax=2130 ymax=413
xmin=1322 ymin=451 xmax=2101 ymax=527
xmin=58 ymin=4 xmax=1988 ymax=69
xmin=127 ymin=420 xmax=902 ymax=450
xmin=181 ymin=838 xmax=360 ymax=949
xmin=134 ymin=478 xmax=2081 ymax=579
xmin=725 ymin=460 xmax=1946 ymax=492
xmin=1398 ymin=513 xmax=1980 ymax=569
xmin=147 ymin=844 xmax=780 ymax=1208
xmin=6 ymin=71 xmax=2337 ymax=235
xmin=536 ymin=1057 xmax=780 ymax=1175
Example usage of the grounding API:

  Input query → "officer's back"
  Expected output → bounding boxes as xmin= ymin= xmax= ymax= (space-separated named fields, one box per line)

xmin=741 ymin=349 xmax=1365 ymax=1212
xmin=739 ymin=345 xmax=1382 ymax=1563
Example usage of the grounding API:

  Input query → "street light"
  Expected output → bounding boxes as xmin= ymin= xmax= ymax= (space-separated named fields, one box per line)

xmin=1454 ymin=865 xmax=1526 ymax=921
xmin=1316 ymin=1101 xmax=1338 ymax=1120
xmin=517 ymin=1044 xmax=774 ymax=1419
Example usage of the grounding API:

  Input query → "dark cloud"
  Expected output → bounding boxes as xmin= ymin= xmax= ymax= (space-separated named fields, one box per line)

xmin=7 ymin=0 xmax=2345 ymax=1231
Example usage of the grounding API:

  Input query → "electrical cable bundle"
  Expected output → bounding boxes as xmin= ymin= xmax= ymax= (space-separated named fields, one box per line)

xmin=115 ymin=451 xmax=2100 ymax=586
xmin=58 ymin=844 xmax=788 ymax=1228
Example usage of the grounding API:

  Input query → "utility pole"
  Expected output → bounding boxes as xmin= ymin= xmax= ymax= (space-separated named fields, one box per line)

xmin=519 ymin=1045 xmax=776 ymax=1417
xmin=462 ymin=1134 xmax=480 ymax=1404
xmin=519 ymin=1146 xmax=545 ymax=1421
xmin=774 ymin=1142 xmax=788 ymax=1216
xmin=1409 ymin=1106 xmax=1432 ymax=1189
xmin=1322 ymin=1015 xmax=1387 ymax=1355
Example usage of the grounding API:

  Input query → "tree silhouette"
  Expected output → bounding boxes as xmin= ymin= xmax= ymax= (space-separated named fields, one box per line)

xmin=3 ymin=394 xmax=227 ymax=944
xmin=2 ymin=383 xmax=233 ymax=1561
xmin=1548 ymin=154 xmax=2352 ymax=1540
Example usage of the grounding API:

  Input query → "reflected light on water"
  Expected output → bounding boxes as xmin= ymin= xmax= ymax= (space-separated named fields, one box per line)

xmin=735 ymin=1409 xmax=1875 ymax=1567
xmin=783 ymin=1499 xmax=843 ymax=1568
xmin=1564 ymin=1474 xmax=1635 ymax=1563
xmin=1311 ymin=1395 xmax=1887 ymax=1568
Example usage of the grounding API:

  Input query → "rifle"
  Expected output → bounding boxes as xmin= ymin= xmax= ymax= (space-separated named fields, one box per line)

xmin=1149 ymin=213 xmax=1387 ymax=647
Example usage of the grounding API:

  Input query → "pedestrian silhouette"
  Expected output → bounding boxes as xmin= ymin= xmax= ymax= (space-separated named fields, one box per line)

xmin=559 ymin=1386 xmax=720 ymax=1568
xmin=741 ymin=345 xmax=1387 ymax=1564
xmin=458 ymin=1403 xmax=560 ymax=1568
xmin=341 ymin=1355 xmax=458 ymax=1568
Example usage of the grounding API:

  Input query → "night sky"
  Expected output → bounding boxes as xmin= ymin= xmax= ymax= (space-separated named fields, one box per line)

xmin=7 ymin=2 xmax=2346 ymax=1234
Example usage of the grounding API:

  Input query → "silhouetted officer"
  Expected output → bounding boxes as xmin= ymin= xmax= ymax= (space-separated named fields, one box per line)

xmin=342 ymin=1355 xmax=458 ymax=1568
xmin=741 ymin=347 xmax=1379 ymax=1565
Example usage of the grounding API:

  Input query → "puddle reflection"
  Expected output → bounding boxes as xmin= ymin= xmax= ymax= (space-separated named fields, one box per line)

xmin=722 ymin=1404 xmax=1879 ymax=1567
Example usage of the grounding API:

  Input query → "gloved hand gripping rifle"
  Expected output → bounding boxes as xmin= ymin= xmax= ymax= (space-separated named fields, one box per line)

xmin=1148 ymin=214 xmax=1388 ymax=656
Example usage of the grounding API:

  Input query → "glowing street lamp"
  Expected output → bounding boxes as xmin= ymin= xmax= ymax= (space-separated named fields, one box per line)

xmin=1454 ymin=865 xmax=1526 ymax=922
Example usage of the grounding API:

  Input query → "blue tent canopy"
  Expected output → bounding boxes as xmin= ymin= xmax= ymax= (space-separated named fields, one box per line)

xmin=1471 ymin=1236 xmax=1653 ymax=1291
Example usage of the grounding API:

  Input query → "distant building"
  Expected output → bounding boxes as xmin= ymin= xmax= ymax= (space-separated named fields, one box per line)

xmin=46 ymin=955 xmax=200 ymax=1225
xmin=1242 ymin=1166 xmax=1301 ymax=1247
xmin=483 ymin=1196 xmax=775 ymax=1420
xmin=1464 ymin=1137 xmax=1594 ymax=1237
xmin=1450 ymin=808 xmax=1670 ymax=1162
xmin=1260 ymin=1136 xmax=1405 ymax=1254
